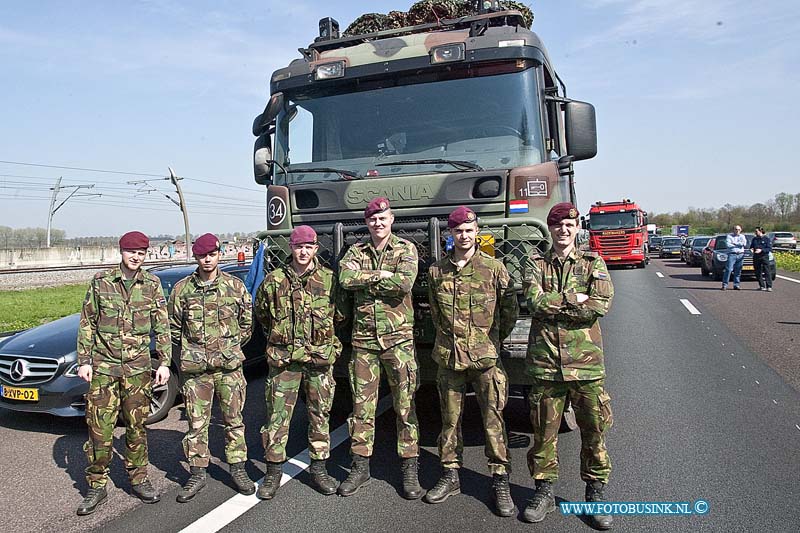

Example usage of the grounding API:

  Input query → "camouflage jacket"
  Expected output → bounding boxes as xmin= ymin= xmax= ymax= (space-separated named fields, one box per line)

xmin=428 ymin=250 xmax=518 ymax=371
xmin=77 ymin=265 xmax=171 ymax=377
xmin=523 ymin=249 xmax=614 ymax=381
xmin=339 ymin=234 xmax=417 ymax=350
xmin=254 ymin=259 xmax=344 ymax=367
xmin=168 ymin=269 xmax=252 ymax=374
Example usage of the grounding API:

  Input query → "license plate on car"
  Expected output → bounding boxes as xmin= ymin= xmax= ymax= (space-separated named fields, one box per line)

xmin=0 ymin=385 xmax=39 ymax=401
xmin=742 ymin=265 xmax=754 ymax=271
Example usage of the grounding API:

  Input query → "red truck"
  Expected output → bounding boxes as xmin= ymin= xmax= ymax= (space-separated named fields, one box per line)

xmin=587 ymin=199 xmax=649 ymax=268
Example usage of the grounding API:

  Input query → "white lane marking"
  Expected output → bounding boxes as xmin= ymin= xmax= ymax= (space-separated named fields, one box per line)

xmin=656 ymin=272 xmax=664 ymax=278
xmin=679 ymin=299 xmax=701 ymax=315
xmin=180 ymin=394 xmax=393 ymax=533
xmin=776 ymin=274 xmax=800 ymax=284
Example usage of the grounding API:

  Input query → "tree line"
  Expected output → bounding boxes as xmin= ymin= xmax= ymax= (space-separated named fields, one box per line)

xmin=650 ymin=192 xmax=800 ymax=234
xmin=0 ymin=227 xmax=257 ymax=249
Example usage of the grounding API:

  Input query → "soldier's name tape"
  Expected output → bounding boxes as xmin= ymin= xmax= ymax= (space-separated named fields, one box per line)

xmin=180 ymin=394 xmax=393 ymax=533
xmin=560 ymin=500 xmax=709 ymax=516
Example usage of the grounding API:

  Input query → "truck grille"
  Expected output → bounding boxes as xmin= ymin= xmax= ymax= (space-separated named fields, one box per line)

xmin=598 ymin=234 xmax=632 ymax=254
xmin=0 ymin=354 xmax=60 ymax=385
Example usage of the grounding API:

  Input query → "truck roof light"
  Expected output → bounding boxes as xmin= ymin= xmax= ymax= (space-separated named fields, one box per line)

xmin=430 ymin=43 xmax=465 ymax=64
xmin=317 ymin=17 xmax=340 ymax=41
xmin=499 ymin=39 xmax=525 ymax=47
xmin=315 ymin=61 xmax=345 ymax=80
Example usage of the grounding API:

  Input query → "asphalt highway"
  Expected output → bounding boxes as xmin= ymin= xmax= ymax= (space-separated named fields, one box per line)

xmin=1 ymin=258 xmax=798 ymax=532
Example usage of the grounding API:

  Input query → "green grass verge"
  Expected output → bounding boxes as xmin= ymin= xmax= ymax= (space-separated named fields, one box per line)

xmin=775 ymin=252 xmax=800 ymax=272
xmin=0 ymin=283 xmax=87 ymax=332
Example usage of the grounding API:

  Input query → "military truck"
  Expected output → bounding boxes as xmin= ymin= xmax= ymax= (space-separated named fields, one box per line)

xmin=251 ymin=1 xmax=597 ymax=386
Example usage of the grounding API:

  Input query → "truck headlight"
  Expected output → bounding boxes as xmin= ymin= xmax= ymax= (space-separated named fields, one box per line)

xmin=430 ymin=43 xmax=465 ymax=64
xmin=314 ymin=61 xmax=345 ymax=80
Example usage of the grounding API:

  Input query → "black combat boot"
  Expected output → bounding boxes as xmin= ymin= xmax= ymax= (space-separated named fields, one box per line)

xmin=256 ymin=462 xmax=284 ymax=500
xmin=423 ymin=468 xmax=460 ymax=504
xmin=401 ymin=457 xmax=424 ymax=500
xmin=230 ymin=462 xmax=256 ymax=495
xmin=76 ymin=486 xmax=107 ymax=516
xmin=309 ymin=459 xmax=338 ymax=495
xmin=585 ymin=480 xmax=613 ymax=530
xmin=132 ymin=478 xmax=160 ymax=503
xmin=491 ymin=473 xmax=515 ymax=517
xmin=176 ymin=466 xmax=207 ymax=503
xmin=522 ymin=480 xmax=555 ymax=523
xmin=337 ymin=455 xmax=371 ymax=497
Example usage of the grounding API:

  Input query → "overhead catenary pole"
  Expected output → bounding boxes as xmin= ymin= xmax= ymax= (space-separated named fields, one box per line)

xmin=46 ymin=177 xmax=62 ymax=248
xmin=168 ymin=167 xmax=192 ymax=263
xmin=46 ymin=177 xmax=97 ymax=247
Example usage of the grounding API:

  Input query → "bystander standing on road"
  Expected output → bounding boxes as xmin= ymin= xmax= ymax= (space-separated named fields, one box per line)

xmin=751 ymin=227 xmax=773 ymax=292
xmin=722 ymin=225 xmax=747 ymax=290
xmin=253 ymin=226 xmax=345 ymax=500
xmin=168 ymin=233 xmax=255 ymax=503
xmin=522 ymin=203 xmax=615 ymax=530
xmin=75 ymin=231 xmax=171 ymax=515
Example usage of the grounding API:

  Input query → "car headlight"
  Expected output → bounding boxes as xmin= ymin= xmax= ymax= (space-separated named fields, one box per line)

xmin=63 ymin=363 xmax=80 ymax=377
xmin=716 ymin=253 xmax=728 ymax=262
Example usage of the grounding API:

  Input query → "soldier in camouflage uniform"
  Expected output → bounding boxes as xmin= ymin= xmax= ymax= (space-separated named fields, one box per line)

xmin=522 ymin=203 xmax=615 ymax=530
xmin=168 ymin=233 xmax=255 ymax=502
xmin=75 ymin=231 xmax=171 ymax=515
xmin=337 ymin=197 xmax=423 ymax=499
xmin=253 ymin=225 xmax=345 ymax=500
xmin=424 ymin=206 xmax=518 ymax=516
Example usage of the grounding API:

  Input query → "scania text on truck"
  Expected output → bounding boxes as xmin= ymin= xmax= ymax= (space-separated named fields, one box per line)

xmin=250 ymin=1 xmax=598 ymax=386
xmin=587 ymin=199 xmax=649 ymax=268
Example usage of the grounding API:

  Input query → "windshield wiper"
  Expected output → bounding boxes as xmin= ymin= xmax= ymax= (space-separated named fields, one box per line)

xmin=285 ymin=166 xmax=361 ymax=180
xmin=374 ymin=158 xmax=483 ymax=172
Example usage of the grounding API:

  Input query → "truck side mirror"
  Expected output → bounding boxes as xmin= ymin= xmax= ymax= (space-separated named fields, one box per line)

xmin=581 ymin=215 xmax=589 ymax=230
xmin=565 ymin=100 xmax=597 ymax=161
xmin=254 ymin=134 xmax=274 ymax=185
xmin=253 ymin=92 xmax=285 ymax=136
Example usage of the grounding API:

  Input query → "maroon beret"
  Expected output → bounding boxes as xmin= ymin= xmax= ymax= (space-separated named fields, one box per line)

xmin=364 ymin=197 xmax=390 ymax=218
xmin=192 ymin=233 xmax=220 ymax=256
xmin=289 ymin=225 xmax=317 ymax=245
xmin=448 ymin=206 xmax=477 ymax=228
xmin=547 ymin=202 xmax=579 ymax=227
xmin=119 ymin=231 xmax=149 ymax=250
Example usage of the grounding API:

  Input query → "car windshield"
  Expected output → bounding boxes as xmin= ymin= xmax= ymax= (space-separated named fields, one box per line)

xmin=650 ymin=236 xmax=662 ymax=243
xmin=589 ymin=211 xmax=640 ymax=230
xmin=662 ymin=238 xmax=681 ymax=246
xmin=774 ymin=232 xmax=794 ymax=238
xmin=273 ymin=67 xmax=544 ymax=183
xmin=692 ymin=237 xmax=710 ymax=247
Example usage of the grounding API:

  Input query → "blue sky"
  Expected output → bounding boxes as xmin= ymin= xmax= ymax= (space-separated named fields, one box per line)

xmin=1 ymin=1 xmax=798 ymax=237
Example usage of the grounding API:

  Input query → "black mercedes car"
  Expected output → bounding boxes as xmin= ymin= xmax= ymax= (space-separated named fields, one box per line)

xmin=659 ymin=236 xmax=683 ymax=258
xmin=0 ymin=262 xmax=265 ymax=424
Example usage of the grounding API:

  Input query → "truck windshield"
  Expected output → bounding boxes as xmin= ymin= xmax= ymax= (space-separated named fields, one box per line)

xmin=589 ymin=211 xmax=639 ymax=230
xmin=273 ymin=67 xmax=544 ymax=184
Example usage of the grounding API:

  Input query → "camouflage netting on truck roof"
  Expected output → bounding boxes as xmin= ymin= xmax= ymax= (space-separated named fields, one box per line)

xmin=343 ymin=1 xmax=534 ymax=36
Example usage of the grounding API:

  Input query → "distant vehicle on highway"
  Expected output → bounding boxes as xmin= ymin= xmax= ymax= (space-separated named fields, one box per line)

xmin=700 ymin=234 xmax=776 ymax=282
xmin=768 ymin=231 xmax=797 ymax=250
xmin=0 ymin=262 xmax=265 ymax=424
xmin=649 ymin=235 xmax=663 ymax=254
xmin=685 ymin=236 xmax=711 ymax=266
xmin=659 ymin=236 xmax=683 ymax=258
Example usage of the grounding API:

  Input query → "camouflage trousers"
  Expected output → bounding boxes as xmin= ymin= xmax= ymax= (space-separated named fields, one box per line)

xmin=437 ymin=364 xmax=511 ymax=475
xmin=84 ymin=371 xmax=152 ymax=489
xmin=348 ymin=340 xmax=420 ymax=458
xmin=261 ymin=362 xmax=335 ymax=463
xmin=182 ymin=368 xmax=248 ymax=467
xmin=528 ymin=378 xmax=613 ymax=483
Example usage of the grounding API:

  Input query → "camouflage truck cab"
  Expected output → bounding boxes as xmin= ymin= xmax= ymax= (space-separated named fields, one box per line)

xmin=252 ymin=2 xmax=597 ymax=386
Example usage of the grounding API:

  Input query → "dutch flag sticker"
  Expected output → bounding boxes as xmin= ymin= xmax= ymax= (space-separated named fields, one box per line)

xmin=509 ymin=199 xmax=528 ymax=213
